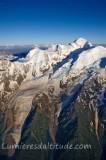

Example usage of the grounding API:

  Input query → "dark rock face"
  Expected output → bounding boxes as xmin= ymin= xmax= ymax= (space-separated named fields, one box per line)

xmin=1 ymin=74 xmax=104 ymax=160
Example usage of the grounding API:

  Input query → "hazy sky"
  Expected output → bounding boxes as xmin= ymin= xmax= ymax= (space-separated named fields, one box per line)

xmin=0 ymin=0 xmax=106 ymax=45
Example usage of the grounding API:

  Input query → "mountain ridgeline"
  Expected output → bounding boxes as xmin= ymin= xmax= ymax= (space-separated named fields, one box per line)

xmin=0 ymin=38 xmax=106 ymax=160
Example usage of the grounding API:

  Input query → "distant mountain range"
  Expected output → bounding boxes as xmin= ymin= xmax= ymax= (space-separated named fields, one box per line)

xmin=0 ymin=38 xmax=106 ymax=160
xmin=0 ymin=43 xmax=106 ymax=54
xmin=0 ymin=45 xmax=34 ymax=54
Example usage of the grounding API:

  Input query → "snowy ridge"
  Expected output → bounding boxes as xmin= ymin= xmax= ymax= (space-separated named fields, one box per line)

xmin=0 ymin=38 xmax=106 ymax=83
xmin=23 ymin=38 xmax=105 ymax=78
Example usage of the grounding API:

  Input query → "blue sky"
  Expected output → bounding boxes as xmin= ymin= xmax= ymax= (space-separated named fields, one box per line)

xmin=0 ymin=0 xmax=106 ymax=45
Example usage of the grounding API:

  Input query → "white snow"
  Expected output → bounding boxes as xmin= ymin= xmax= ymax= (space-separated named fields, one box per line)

xmin=0 ymin=38 xmax=105 ymax=84
xmin=74 ymin=38 xmax=93 ymax=48
xmin=72 ymin=46 xmax=106 ymax=70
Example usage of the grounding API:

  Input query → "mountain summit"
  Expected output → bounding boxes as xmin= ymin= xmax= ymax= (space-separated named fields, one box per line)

xmin=0 ymin=38 xmax=106 ymax=160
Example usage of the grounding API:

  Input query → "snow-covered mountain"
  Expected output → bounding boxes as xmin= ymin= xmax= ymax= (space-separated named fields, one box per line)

xmin=0 ymin=38 xmax=106 ymax=160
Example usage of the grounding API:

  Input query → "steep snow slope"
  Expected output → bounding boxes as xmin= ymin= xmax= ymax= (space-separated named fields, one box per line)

xmin=19 ymin=38 xmax=105 ymax=80
xmin=72 ymin=46 xmax=106 ymax=70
